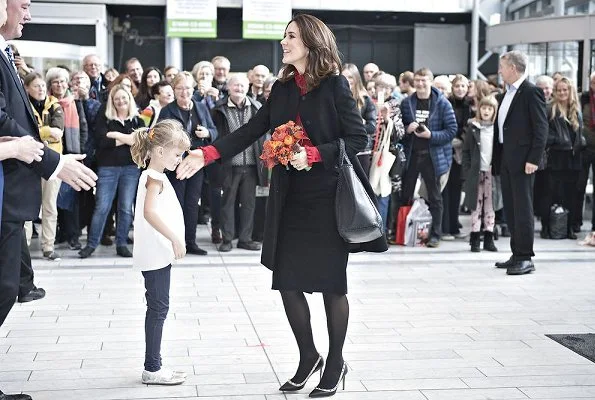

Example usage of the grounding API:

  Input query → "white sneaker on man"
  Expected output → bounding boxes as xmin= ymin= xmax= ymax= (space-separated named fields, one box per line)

xmin=142 ymin=368 xmax=186 ymax=385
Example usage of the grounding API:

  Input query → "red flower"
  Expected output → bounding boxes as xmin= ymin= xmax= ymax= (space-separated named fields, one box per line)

xmin=260 ymin=120 xmax=308 ymax=169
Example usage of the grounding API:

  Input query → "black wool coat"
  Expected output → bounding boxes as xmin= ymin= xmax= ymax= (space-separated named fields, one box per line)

xmin=212 ymin=74 xmax=388 ymax=271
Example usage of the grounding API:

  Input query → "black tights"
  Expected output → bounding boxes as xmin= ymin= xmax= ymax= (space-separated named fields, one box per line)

xmin=280 ymin=290 xmax=349 ymax=388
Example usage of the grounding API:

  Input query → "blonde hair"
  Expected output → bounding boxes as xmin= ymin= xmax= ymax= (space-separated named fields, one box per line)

xmin=105 ymin=84 xmax=138 ymax=121
xmin=550 ymin=77 xmax=581 ymax=131
xmin=476 ymin=95 xmax=498 ymax=123
xmin=131 ymin=119 xmax=191 ymax=168
xmin=172 ymin=71 xmax=196 ymax=90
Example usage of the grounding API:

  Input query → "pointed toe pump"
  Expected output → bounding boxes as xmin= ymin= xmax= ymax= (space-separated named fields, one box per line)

xmin=309 ymin=363 xmax=348 ymax=398
xmin=279 ymin=355 xmax=324 ymax=391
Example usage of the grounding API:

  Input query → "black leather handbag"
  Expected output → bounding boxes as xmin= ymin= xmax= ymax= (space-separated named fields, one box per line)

xmin=335 ymin=138 xmax=384 ymax=243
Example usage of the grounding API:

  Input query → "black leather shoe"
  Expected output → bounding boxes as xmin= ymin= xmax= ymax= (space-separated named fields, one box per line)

xmin=100 ymin=235 xmax=113 ymax=246
xmin=18 ymin=287 xmax=46 ymax=303
xmin=495 ymin=256 xmax=515 ymax=268
xmin=218 ymin=241 xmax=232 ymax=252
xmin=211 ymin=228 xmax=222 ymax=244
xmin=116 ymin=246 xmax=133 ymax=257
xmin=187 ymin=243 xmax=208 ymax=255
xmin=237 ymin=241 xmax=261 ymax=251
xmin=0 ymin=389 xmax=32 ymax=400
xmin=78 ymin=246 xmax=95 ymax=258
xmin=506 ymin=260 xmax=535 ymax=275
xmin=568 ymin=231 xmax=578 ymax=240
xmin=68 ymin=239 xmax=82 ymax=250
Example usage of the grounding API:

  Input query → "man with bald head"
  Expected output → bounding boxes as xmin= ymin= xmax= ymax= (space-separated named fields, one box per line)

xmin=211 ymin=74 xmax=267 ymax=253
xmin=363 ymin=62 xmax=379 ymax=83
xmin=248 ymin=64 xmax=269 ymax=104
xmin=82 ymin=53 xmax=107 ymax=101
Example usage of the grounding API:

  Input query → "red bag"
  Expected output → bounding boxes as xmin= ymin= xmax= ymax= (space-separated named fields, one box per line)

xmin=395 ymin=205 xmax=412 ymax=245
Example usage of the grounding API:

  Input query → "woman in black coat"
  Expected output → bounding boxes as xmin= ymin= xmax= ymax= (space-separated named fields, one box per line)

xmin=177 ymin=14 xmax=387 ymax=397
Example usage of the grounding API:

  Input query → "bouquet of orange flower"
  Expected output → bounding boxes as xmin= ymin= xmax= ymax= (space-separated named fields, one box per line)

xmin=260 ymin=121 xmax=307 ymax=169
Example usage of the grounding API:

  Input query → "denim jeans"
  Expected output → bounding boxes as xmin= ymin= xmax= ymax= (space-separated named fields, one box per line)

xmin=376 ymin=195 xmax=390 ymax=233
xmin=142 ymin=265 xmax=171 ymax=372
xmin=87 ymin=166 xmax=140 ymax=248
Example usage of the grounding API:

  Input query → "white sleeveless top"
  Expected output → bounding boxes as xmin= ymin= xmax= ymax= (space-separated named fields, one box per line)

xmin=133 ymin=169 xmax=185 ymax=271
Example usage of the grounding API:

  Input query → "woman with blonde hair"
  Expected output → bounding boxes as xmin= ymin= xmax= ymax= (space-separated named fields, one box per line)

xmin=78 ymin=84 xmax=144 ymax=258
xmin=341 ymin=63 xmax=376 ymax=174
xmin=177 ymin=13 xmax=386 ymax=397
xmin=541 ymin=77 xmax=583 ymax=239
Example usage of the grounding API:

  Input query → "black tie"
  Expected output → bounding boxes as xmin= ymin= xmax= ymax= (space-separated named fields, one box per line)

xmin=4 ymin=45 xmax=17 ymax=72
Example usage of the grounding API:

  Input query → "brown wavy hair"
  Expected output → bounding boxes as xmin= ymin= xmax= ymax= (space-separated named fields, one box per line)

xmin=278 ymin=14 xmax=342 ymax=92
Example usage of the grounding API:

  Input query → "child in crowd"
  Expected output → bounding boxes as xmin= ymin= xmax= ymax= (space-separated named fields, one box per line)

xmin=462 ymin=96 xmax=499 ymax=252
xmin=130 ymin=119 xmax=191 ymax=385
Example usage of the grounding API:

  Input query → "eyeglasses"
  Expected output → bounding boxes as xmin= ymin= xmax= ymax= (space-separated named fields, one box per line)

xmin=51 ymin=79 xmax=67 ymax=85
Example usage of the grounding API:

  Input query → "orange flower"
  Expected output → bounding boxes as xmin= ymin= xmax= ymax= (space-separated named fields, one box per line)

xmin=283 ymin=135 xmax=294 ymax=146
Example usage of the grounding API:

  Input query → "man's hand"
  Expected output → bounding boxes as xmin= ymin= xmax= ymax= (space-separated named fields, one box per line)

xmin=176 ymin=149 xmax=205 ymax=179
xmin=206 ymin=87 xmax=219 ymax=98
xmin=4 ymin=136 xmax=44 ymax=163
xmin=406 ymin=122 xmax=419 ymax=134
xmin=414 ymin=126 xmax=431 ymax=139
xmin=56 ymin=154 xmax=98 ymax=191
xmin=195 ymin=126 xmax=210 ymax=139
xmin=525 ymin=162 xmax=538 ymax=174
xmin=49 ymin=127 xmax=63 ymax=141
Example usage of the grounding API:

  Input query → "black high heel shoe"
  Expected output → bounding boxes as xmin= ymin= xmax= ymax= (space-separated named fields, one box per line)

xmin=309 ymin=363 xmax=348 ymax=398
xmin=279 ymin=355 xmax=324 ymax=391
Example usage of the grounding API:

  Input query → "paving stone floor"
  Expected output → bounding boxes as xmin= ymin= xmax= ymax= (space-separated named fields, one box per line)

xmin=1 ymin=219 xmax=595 ymax=399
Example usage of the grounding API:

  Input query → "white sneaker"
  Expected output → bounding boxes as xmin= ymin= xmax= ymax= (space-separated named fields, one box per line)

xmin=142 ymin=368 xmax=186 ymax=385
xmin=442 ymin=234 xmax=455 ymax=241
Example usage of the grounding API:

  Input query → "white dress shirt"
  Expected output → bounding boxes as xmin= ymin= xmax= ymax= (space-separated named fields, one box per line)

xmin=497 ymin=75 xmax=526 ymax=144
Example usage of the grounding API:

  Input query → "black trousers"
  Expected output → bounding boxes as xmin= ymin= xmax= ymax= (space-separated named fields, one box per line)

xmin=19 ymin=229 xmax=35 ymax=297
xmin=542 ymin=169 xmax=580 ymax=233
xmin=0 ymin=221 xmax=25 ymax=327
xmin=576 ymin=149 xmax=595 ymax=230
xmin=169 ymin=169 xmax=204 ymax=245
xmin=442 ymin=161 xmax=462 ymax=235
xmin=402 ymin=150 xmax=443 ymax=239
xmin=221 ymin=166 xmax=257 ymax=243
xmin=501 ymin=162 xmax=535 ymax=261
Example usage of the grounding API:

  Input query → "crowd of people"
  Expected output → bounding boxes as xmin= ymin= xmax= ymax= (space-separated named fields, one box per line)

xmin=14 ymin=48 xmax=595 ymax=264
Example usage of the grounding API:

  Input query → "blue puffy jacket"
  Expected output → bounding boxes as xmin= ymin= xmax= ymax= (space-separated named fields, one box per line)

xmin=400 ymin=86 xmax=457 ymax=177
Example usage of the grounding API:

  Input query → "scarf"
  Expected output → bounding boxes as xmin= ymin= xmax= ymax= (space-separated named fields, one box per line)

xmin=590 ymin=90 xmax=595 ymax=130
xmin=58 ymin=95 xmax=81 ymax=154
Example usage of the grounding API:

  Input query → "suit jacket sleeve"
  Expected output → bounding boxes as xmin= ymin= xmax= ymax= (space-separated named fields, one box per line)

xmin=0 ymin=79 xmax=60 ymax=179
xmin=527 ymin=86 xmax=548 ymax=165
xmin=316 ymin=75 xmax=367 ymax=169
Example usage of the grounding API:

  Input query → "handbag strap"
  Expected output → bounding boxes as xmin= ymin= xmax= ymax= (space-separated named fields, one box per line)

xmin=338 ymin=138 xmax=351 ymax=167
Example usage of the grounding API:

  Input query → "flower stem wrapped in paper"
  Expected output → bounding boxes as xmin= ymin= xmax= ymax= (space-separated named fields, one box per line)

xmin=260 ymin=121 xmax=310 ymax=170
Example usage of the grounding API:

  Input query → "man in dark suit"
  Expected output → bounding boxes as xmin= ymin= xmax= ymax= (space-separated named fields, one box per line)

xmin=0 ymin=1 xmax=98 ymax=398
xmin=493 ymin=50 xmax=548 ymax=276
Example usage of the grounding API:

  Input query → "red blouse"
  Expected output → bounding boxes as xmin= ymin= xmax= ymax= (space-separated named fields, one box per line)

xmin=201 ymin=71 xmax=321 ymax=166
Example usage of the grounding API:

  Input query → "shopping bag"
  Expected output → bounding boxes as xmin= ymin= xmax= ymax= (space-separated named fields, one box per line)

xmin=395 ymin=205 xmax=412 ymax=245
xmin=549 ymin=204 xmax=568 ymax=239
xmin=404 ymin=198 xmax=431 ymax=246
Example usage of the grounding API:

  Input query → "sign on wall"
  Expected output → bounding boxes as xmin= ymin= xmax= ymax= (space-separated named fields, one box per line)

xmin=242 ymin=0 xmax=291 ymax=40
xmin=166 ymin=0 xmax=217 ymax=38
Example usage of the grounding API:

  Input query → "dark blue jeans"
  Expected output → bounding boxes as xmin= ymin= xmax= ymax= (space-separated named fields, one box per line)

xmin=142 ymin=265 xmax=171 ymax=372
xmin=87 ymin=166 xmax=140 ymax=248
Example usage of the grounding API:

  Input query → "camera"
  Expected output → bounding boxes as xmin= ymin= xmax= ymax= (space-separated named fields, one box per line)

xmin=415 ymin=122 xmax=426 ymax=133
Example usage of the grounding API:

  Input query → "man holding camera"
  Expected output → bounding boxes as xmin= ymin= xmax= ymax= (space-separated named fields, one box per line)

xmin=400 ymin=68 xmax=457 ymax=247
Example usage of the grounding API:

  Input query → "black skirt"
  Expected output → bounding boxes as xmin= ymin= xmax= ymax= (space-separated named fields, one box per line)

xmin=272 ymin=163 xmax=349 ymax=294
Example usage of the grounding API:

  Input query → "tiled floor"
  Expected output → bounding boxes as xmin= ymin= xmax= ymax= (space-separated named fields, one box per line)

xmin=1 ymin=221 xmax=595 ymax=399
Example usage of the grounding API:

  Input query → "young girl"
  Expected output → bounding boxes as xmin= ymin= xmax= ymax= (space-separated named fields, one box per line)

xmin=130 ymin=119 xmax=191 ymax=385
xmin=462 ymin=95 xmax=499 ymax=252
